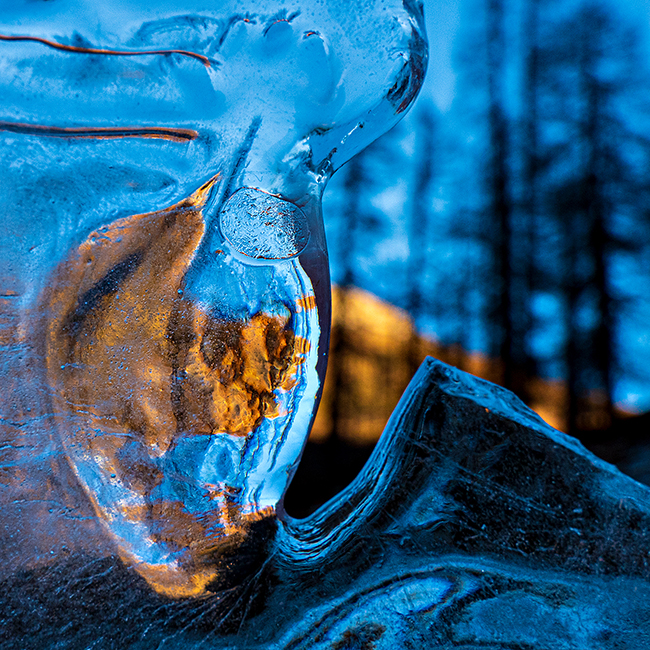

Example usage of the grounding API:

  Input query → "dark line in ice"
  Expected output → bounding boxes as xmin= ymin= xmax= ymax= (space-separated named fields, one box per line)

xmin=0 ymin=33 xmax=212 ymax=67
xmin=63 ymin=251 xmax=143 ymax=341
xmin=218 ymin=116 xmax=262 ymax=210
xmin=216 ymin=14 xmax=257 ymax=50
xmin=0 ymin=121 xmax=198 ymax=142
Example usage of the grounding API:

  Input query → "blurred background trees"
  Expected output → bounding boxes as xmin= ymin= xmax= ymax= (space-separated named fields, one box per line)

xmin=285 ymin=0 xmax=650 ymax=517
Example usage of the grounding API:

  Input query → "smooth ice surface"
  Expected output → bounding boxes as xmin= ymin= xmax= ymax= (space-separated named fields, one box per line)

xmin=3 ymin=358 xmax=650 ymax=648
xmin=0 ymin=0 xmax=427 ymax=599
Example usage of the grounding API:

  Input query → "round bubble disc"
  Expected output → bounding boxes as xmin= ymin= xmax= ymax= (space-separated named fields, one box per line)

xmin=220 ymin=187 xmax=310 ymax=260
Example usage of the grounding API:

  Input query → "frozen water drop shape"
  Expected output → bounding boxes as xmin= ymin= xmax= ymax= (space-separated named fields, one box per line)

xmin=0 ymin=0 xmax=430 ymax=637
xmin=220 ymin=187 xmax=310 ymax=260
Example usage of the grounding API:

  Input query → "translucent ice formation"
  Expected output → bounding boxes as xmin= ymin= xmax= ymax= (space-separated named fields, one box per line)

xmin=3 ymin=2 xmax=650 ymax=644
xmin=4 ymin=359 xmax=650 ymax=648
xmin=0 ymin=0 xmax=427 ymax=597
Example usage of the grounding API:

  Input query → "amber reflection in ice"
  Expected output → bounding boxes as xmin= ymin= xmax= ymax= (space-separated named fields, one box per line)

xmin=42 ymin=177 xmax=307 ymax=597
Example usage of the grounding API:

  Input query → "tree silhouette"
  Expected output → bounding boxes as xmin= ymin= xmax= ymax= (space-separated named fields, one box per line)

xmin=537 ymin=2 xmax=650 ymax=435
xmin=406 ymin=104 xmax=436 ymax=377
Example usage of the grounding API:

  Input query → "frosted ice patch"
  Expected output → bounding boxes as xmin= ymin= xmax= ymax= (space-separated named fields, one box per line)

xmin=220 ymin=187 xmax=310 ymax=260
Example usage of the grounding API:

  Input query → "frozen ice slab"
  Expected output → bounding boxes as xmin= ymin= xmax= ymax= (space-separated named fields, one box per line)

xmin=0 ymin=0 xmax=427 ymax=600
xmin=3 ymin=358 xmax=650 ymax=648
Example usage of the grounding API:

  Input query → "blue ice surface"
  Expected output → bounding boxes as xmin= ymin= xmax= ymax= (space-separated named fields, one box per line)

xmin=4 ymin=358 xmax=650 ymax=648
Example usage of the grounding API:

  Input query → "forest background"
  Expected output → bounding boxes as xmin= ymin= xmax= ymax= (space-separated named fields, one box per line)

xmin=285 ymin=0 xmax=650 ymax=516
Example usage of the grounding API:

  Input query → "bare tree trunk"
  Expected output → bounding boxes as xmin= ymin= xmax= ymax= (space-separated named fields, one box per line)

xmin=565 ymin=218 xmax=582 ymax=437
xmin=406 ymin=106 xmax=435 ymax=378
xmin=329 ymin=154 xmax=364 ymax=442
xmin=485 ymin=0 xmax=515 ymax=390
xmin=516 ymin=0 xmax=541 ymax=402
xmin=584 ymin=84 xmax=614 ymax=432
